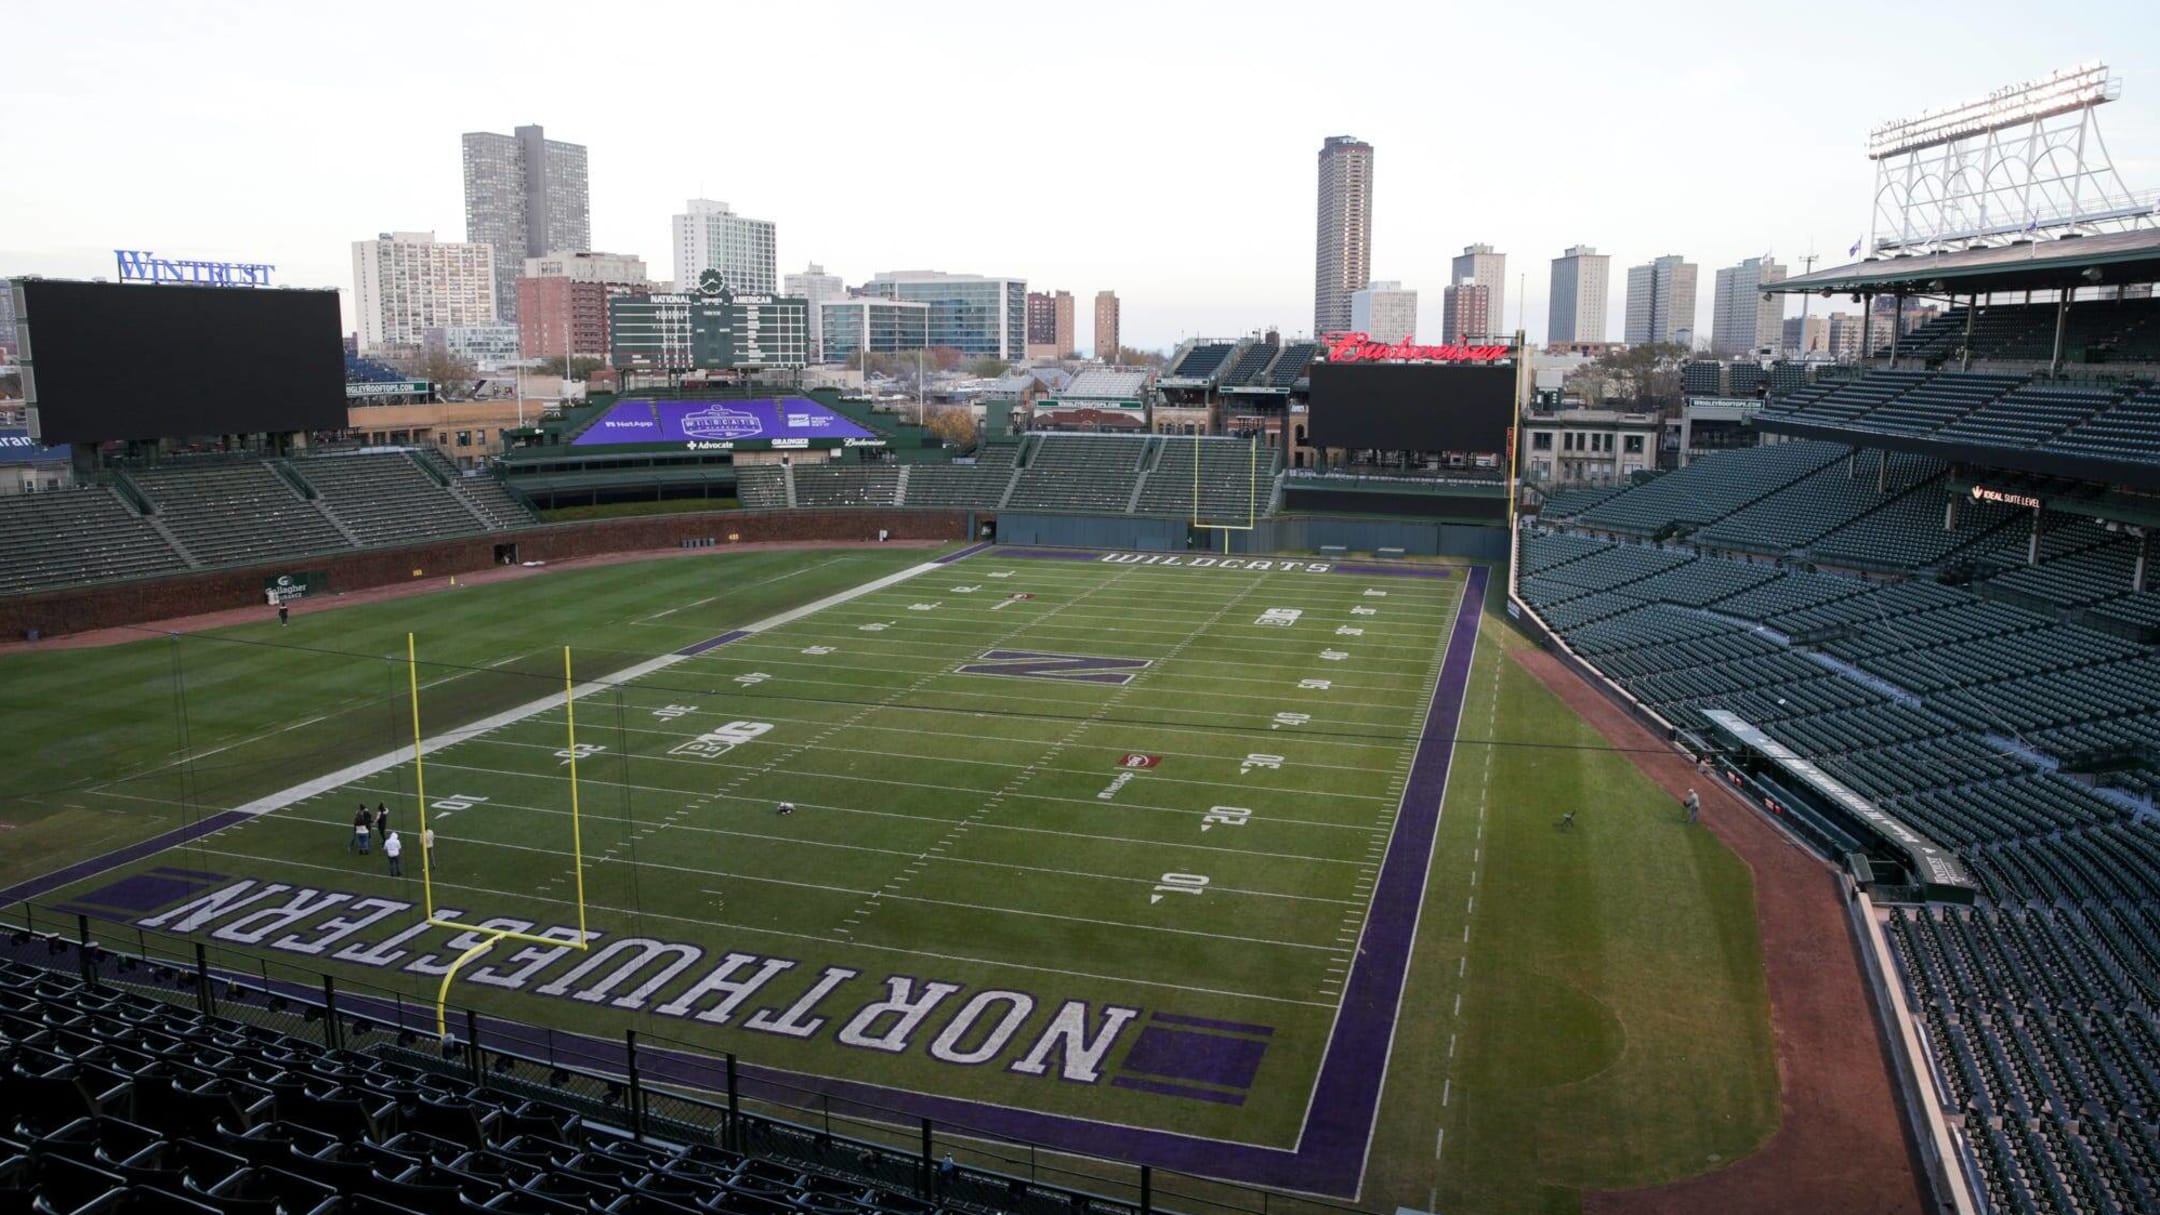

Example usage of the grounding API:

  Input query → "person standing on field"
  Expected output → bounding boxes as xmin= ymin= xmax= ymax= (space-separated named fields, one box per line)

xmin=352 ymin=806 xmax=372 ymax=854
xmin=385 ymin=831 xmax=404 ymax=877
xmin=1684 ymin=788 xmax=1702 ymax=824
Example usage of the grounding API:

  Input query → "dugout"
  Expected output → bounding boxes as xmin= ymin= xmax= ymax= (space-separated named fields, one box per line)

xmin=1703 ymin=709 xmax=1978 ymax=905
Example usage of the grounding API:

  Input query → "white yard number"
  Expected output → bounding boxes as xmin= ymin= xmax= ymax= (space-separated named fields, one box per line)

xmin=951 ymin=585 xmax=981 ymax=593
xmin=733 ymin=672 xmax=772 ymax=686
xmin=430 ymin=794 xmax=488 ymax=814
xmin=801 ymin=646 xmax=836 ymax=656
xmin=1364 ymin=589 xmax=1388 ymax=598
xmin=988 ymin=571 xmax=1014 ymax=578
xmin=1240 ymin=754 xmax=1283 ymax=774
xmin=1319 ymin=649 xmax=1349 ymax=661
xmin=1150 ymin=873 xmax=1210 ymax=903
xmin=1298 ymin=678 xmax=1333 ymax=690
xmin=555 ymin=743 xmax=606 ymax=765
xmin=1273 ymin=712 xmax=1311 ymax=729
xmin=1202 ymin=807 xmax=1252 ymax=832
xmin=1351 ymin=605 xmax=1377 ymax=616
xmin=651 ymin=704 xmax=697 ymax=720
xmin=1335 ymin=626 xmax=1364 ymax=636
xmin=908 ymin=602 xmax=941 ymax=612
xmin=858 ymin=622 xmax=891 ymax=632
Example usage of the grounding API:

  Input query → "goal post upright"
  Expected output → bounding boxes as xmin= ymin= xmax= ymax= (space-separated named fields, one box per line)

xmin=405 ymin=634 xmax=593 ymax=1036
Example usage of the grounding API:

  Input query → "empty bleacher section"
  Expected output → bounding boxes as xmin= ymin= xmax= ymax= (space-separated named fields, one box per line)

xmin=295 ymin=453 xmax=488 ymax=546
xmin=0 ymin=489 xmax=189 ymax=596
xmin=1130 ymin=437 xmax=1278 ymax=521
xmin=1576 ymin=441 xmax=1848 ymax=536
xmin=1003 ymin=434 xmax=1147 ymax=513
xmin=791 ymin=464 xmax=901 ymax=508
xmin=1216 ymin=344 xmax=1277 ymax=388
xmin=1517 ymin=437 xmax=2160 ymax=1215
xmin=1693 ymin=452 xmax=1946 ymax=555
xmin=1895 ymin=295 xmax=2160 ymax=365
xmin=1683 ymin=363 xmax=1722 ymax=396
xmin=734 ymin=465 xmax=789 ymax=510
xmin=2041 ymin=383 xmax=2160 ymax=466
xmin=131 ymin=463 xmax=352 ymax=569
xmin=450 ymin=475 xmax=540 ymax=532
xmin=0 ymin=951 xmax=1135 ymax=1214
xmin=903 ymin=444 xmax=1016 ymax=509
xmin=1162 ymin=340 xmax=1236 ymax=382
xmin=1265 ymin=343 xmax=1318 ymax=387
xmin=0 ymin=456 xmax=542 ymax=599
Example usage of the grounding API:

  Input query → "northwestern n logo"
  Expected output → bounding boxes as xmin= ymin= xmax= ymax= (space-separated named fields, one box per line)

xmin=957 ymin=650 xmax=1152 ymax=686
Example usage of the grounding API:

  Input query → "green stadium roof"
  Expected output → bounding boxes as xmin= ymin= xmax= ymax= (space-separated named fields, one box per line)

xmin=1767 ymin=229 xmax=2160 ymax=297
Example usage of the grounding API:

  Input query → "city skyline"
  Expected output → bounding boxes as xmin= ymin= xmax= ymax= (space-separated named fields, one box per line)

xmin=5 ymin=2 xmax=2158 ymax=353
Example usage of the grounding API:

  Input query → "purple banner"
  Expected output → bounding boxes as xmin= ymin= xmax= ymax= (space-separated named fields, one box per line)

xmin=572 ymin=398 xmax=878 ymax=448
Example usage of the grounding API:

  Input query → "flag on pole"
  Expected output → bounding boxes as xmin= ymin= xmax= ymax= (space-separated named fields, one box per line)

xmin=1848 ymin=238 xmax=1862 ymax=257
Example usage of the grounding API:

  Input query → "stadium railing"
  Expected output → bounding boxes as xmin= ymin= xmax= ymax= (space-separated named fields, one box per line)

xmin=2 ymin=899 xmax=1380 ymax=1215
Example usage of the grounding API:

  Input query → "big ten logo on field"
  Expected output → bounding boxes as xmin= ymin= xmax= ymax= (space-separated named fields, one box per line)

xmin=1118 ymin=754 xmax=1161 ymax=769
xmin=1256 ymin=608 xmax=1303 ymax=627
xmin=669 ymin=721 xmax=774 ymax=760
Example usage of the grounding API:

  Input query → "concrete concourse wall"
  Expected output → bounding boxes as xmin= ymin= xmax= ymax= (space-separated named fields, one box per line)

xmin=0 ymin=509 xmax=971 ymax=640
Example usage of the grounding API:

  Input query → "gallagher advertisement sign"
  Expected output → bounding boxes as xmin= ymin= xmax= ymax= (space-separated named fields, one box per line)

xmin=572 ymin=397 xmax=883 ymax=451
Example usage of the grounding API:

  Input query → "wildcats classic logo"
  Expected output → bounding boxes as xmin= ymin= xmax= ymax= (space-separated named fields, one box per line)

xmin=956 ymin=650 xmax=1153 ymax=686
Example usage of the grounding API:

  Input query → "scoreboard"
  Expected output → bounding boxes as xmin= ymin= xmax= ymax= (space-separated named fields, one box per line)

xmin=610 ymin=289 xmax=809 ymax=372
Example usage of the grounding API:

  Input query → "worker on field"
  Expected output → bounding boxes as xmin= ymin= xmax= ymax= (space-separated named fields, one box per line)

xmin=352 ymin=805 xmax=372 ymax=854
xmin=1557 ymin=809 xmax=1576 ymax=831
xmin=1684 ymin=788 xmax=1702 ymax=824
xmin=374 ymin=802 xmax=390 ymax=844
xmin=385 ymin=831 xmax=404 ymax=877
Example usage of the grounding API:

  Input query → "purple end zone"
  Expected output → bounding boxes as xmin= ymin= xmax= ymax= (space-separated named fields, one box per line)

xmin=0 ymin=809 xmax=250 ymax=907
xmin=1149 ymin=1011 xmax=1275 ymax=1036
xmin=8 ymin=560 xmax=1493 ymax=1201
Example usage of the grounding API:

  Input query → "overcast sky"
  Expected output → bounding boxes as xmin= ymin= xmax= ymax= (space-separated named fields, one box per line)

xmin=5 ymin=0 xmax=2157 ymax=353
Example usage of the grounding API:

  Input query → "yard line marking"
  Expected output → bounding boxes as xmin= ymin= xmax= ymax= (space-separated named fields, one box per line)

xmin=177 ymin=848 xmax=1333 ymax=1007
xmin=1441 ymin=1079 xmax=1450 ymax=1107
xmin=1453 ymin=992 xmax=1461 ymax=1016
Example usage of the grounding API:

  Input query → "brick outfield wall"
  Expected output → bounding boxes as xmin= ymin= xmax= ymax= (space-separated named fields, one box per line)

xmin=0 ymin=510 xmax=973 ymax=640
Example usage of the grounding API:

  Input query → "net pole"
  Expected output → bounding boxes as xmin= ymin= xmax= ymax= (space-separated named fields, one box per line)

xmin=408 ymin=633 xmax=435 ymax=919
xmin=565 ymin=646 xmax=590 ymax=946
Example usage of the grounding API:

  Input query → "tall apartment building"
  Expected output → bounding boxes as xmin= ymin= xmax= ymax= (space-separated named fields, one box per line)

xmin=784 ymin=263 xmax=847 ymax=362
xmin=0 ymin=279 xmax=17 ymax=361
xmin=1094 ymin=291 xmax=1121 ymax=361
xmin=1440 ymin=280 xmax=1491 ymax=345
xmin=1623 ymin=255 xmax=1699 ymax=347
xmin=1782 ymin=314 xmax=1830 ymax=358
xmin=351 ymin=232 xmax=497 ymax=354
xmin=1350 ymin=281 xmax=1418 ymax=343
xmin=1548 ymin=245 xmax=1610 ymax=344
xmin=672 ymin=200 xmax=778 ymax=297
xmin=461 ymin=125 xmax=589 ymax=323
xmin=866 ymin=271 xmax=1027 ymax=360
xmin=1449 ymin=244 xmax=1507 ymax=338
xmin=516 ymin=250 xmax=648 ymax=363
xmin=1711 ymin=257 xmax=1786 ymax=356
xmin=1314 ymin=135 xmax=1374 ymax=337
xmin=1026 ymin=290 xmax=1076 ymax=359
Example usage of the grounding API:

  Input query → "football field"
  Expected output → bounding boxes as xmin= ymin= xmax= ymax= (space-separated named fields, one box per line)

xmin=19 ymin=545 xmax=1479 ymax=1196
xmin=6 ymin=543 xmax=1784 ymax=1212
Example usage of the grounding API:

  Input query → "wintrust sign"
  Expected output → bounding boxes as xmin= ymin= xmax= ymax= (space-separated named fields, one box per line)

xmin=114 ymin=250 xmax=277 ymax=287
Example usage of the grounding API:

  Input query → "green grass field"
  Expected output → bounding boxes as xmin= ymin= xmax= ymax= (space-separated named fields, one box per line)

xmin=0 ymin=545 xmax=1777 ymax=1212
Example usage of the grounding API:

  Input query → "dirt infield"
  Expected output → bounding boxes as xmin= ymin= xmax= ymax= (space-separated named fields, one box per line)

xmin=0 ymin=540 xmax=947 ymax=655
xmin=1508 ymin=643 xmax=1929 ymax=1215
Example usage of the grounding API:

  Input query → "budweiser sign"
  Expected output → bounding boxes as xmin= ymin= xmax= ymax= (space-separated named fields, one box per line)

xmin=1320 ymin=332 xmax=1512 ymax=363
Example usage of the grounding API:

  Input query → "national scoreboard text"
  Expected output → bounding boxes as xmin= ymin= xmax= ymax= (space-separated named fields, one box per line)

xmin=610 ymin=291 xmax=810 ymax=372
